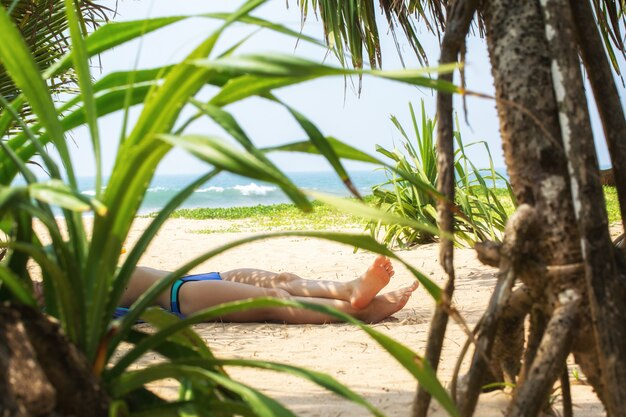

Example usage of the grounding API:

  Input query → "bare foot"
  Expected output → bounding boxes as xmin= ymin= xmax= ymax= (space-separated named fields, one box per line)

xmin=357 ymin=281 xmax=419 ymax=323
xmin=350 ymin=255 xmax=395 ymax=309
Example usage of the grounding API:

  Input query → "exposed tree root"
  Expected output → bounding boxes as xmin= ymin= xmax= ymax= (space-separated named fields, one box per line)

xmin=560 ymin=365 xmax=573 ymax=417
xmin=506 ymin=293 xmax=580 ymax=417
xmin=474 ymin=240 xmax=501 ymax=267
xmin=456 ymin=205 xmax=538 ymax=416
xmin=491 ymin=285 xmax=531 ymax=384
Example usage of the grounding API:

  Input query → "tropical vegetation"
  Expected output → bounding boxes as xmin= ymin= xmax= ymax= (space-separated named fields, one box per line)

xmin=0 ymin=0 xmax=462 ymax=415
xmin=167 ymin=186 xmax=624 ymax=235
xmin=366 ymin=101 xmax=514 ymax=248
xmin=2 ymin=0 xmax=625 ymax=416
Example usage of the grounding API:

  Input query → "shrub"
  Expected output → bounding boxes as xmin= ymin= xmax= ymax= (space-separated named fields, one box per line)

xmin=366 ymin=101 xmax=515 ymax=248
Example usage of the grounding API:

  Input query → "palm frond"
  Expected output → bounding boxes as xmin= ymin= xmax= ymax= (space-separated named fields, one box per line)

xmin=0 ymin=0 xmax=111 ymax=119
xmin=592 ymin=0 xmax=626 ymax=77
xmin=298 ymin=0 xmax=625 ymax=80
xmin=296 ymin=0 xmax=450 ymax=70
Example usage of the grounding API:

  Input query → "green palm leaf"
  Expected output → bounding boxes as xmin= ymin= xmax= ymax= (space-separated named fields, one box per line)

xmin=108 ymin=297 xmax=456 ymax=417
xmin=138 ymin=308 xmax=215 ymax=359
xmin=196 ymin=53 xmax=459 ymax=96
xmin=48 ymin=16 xmax=186 ymax=78
xmin=113 ymin=363 xmax=297 ymax=417
xmin=29 ymin=180 xmax=106 ymax=214
xmin=0 ymin=265 xmax=37 ymax=306
xmin=82 ymin=0 xmax=269 ymax=361
xmin=64 ymin=0 xmax=102 ymax=197
xmin=264 ymin=135 xmax=381 ymax=164
xmin=152 ymin=358 xmax=387 ymax=417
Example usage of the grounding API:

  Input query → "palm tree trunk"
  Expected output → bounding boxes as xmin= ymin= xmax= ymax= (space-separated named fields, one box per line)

xmin=481 ymin=0 xmax=584 ymax=392
xmin=481 ymin=0 xmax=587 ymax=414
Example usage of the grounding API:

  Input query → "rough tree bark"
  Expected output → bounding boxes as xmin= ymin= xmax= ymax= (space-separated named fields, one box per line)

xmin=0 ymin=303 xmax=109 ymax=417
xmin=506 ymin=292 xmax=579 ymax=417
xmin=479 ymin=5 xmax=585 ymax=412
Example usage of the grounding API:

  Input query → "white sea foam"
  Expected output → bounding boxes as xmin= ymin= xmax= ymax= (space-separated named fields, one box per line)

xmin=195 ymin=186 xmax=225 ymax=193
xmin=233 ymin=183 xmax=277 ymax=196
xmin=147 ymin=186 xmax=170 ymax=192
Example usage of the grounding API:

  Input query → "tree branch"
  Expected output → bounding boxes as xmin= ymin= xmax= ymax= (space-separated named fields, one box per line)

xmin=560 ymin=365 xmax=573 ymax=417
xmin=569 ymin=0 xmax=626 ymax=233
xmin=413 ymin=1 xmax=478 ymax=416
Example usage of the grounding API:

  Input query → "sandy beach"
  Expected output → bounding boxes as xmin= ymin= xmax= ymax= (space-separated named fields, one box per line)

xmin=113 ymin=217 xmax=605 ymax=416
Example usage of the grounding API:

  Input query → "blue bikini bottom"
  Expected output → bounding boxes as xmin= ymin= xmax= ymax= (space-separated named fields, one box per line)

xmin=169 ymin=272 xmax=222 ymax=316
xmin=113 ymin=272 xmax=222 ymax=320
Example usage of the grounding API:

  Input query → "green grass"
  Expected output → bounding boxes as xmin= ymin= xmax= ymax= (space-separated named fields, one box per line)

xmin=604 ymin=186 xmax=621 ymax=224
xmin=161 ymin=188 xmax=621 ymax=234
xmin=490 ymin=188 xmax=517 ymax=216
xmin=161 ymin=199 xmax=374 ymax=233
xmin=493 ymin=187 xmax=620 ymax=223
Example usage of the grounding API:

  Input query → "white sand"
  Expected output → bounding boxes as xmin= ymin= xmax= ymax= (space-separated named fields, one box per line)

xmin=117 ymin=217 xmax=605 ymax=416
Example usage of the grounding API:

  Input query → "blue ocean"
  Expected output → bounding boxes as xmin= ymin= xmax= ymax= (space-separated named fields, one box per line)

xmin=77 ymin=170 xmax=389 ymax=215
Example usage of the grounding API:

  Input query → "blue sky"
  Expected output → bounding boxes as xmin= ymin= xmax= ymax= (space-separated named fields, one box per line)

xmin=66 ymin=0 xmax=614 ymax=176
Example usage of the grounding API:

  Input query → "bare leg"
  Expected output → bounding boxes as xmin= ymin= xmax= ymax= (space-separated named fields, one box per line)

xmin=120 ymin=266 xmax=171 ymax=308
xmin=178 ymin=279 xmax=419 ymax=324
xmin=220 ymin=255 xmax=397 ymax=309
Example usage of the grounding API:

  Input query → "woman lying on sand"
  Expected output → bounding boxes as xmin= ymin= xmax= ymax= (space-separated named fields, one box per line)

xmin=119 ymin=255 xmax=418 ymax=324
xmin=32 ymin=256 xmax=417 ymax=324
